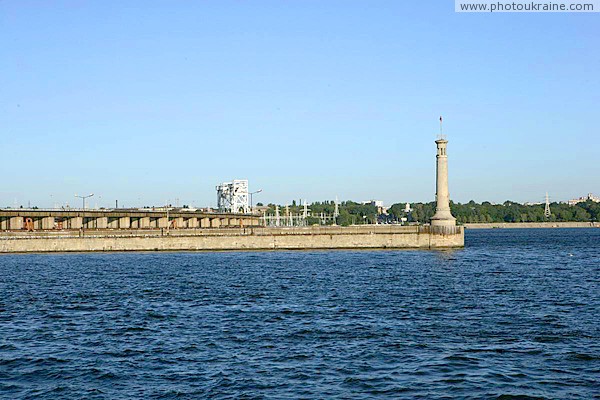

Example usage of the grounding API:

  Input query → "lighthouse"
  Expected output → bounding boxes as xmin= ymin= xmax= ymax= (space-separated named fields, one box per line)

xmin=430 ymin=118 xmax=456 ymax=229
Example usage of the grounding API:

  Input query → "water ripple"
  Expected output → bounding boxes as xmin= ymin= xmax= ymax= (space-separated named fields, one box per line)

xmin=0 ymin=228 xmax=599 ymax=399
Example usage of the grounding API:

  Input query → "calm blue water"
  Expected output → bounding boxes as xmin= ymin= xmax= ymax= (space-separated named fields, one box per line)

xmin=1 ymin=229 xmax=599 ymax=399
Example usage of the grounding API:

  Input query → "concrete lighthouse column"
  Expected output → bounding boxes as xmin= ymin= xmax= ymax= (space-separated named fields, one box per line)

xmin=430 ymin=138 xmax=456 ymax=229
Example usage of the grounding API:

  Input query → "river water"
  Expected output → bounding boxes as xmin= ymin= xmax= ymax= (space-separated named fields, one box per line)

xmin=1 ymin=229 xmax=599 ymax=399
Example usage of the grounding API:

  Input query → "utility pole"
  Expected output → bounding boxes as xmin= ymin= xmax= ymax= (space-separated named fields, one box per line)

xmin=75 ymin=193 xmax=94 ymax=231
xmin=249 ymin=189 xmax=263 ymax=213
xmin=165 ymin=201 xmax=171 ymax=234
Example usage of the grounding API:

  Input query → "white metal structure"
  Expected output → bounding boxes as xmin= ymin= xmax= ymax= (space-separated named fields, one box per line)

xmin=216 ymin=180 xmax=249 ymax=214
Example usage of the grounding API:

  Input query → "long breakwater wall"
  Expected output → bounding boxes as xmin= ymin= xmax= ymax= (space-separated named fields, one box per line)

xmin=0 ymin=226 xmax=464 ymax=253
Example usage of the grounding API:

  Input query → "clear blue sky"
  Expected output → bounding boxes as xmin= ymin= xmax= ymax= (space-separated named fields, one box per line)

xmin=1 ymin=1 xmax=598 ymax=208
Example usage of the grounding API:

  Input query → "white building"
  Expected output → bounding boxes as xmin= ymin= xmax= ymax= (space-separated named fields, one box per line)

xmin=567 ymin=193 xmax=600 ymax=206
xmin=216 ymin=180 xmax=249 ymax=213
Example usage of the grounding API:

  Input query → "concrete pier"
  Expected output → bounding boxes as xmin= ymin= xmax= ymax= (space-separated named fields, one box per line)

xmin=68 ymin=217 xmax=83 ymax=229
xmin=41 ymin=217 xmax=55 ymax=230
xmin=10 ymin=217 xmax=23 ymax=230
xmin=0 ymin=225 xmax=464 ymax=253
xmin=119 ymin=217 xmax=130 ymax=229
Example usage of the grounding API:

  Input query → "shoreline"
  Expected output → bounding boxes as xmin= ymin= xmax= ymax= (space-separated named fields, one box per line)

xmin=464 ymin=222 xmax=599 ymax=229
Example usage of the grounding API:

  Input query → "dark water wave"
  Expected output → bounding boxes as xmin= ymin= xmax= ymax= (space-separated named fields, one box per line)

xmin=1 ymin=229 xmax=599 ymax=399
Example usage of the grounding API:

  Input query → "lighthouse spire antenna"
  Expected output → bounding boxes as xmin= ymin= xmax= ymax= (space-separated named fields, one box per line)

xmin=438 ymin=115 xmax=445 ymax=140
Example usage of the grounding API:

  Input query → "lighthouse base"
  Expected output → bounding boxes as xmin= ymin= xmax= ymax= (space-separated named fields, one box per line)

xmin=431 ymin=209 xmax=456 ymax=226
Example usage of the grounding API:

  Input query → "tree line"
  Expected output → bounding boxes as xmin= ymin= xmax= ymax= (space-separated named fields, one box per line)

xmin=262 ymin=199 xmax=600 ymax=226
xmin=388 ymin=200 xmax=600 ymax=224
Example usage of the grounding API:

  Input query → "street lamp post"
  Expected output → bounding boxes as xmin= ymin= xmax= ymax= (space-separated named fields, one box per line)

xmin=75 ymin=193 xmax=94 ymax=231
xmin=75 ymin=193 xmax=94 ymax=211
xmin=249 ymin=189 xmax=263 ymax=213
xmin=166 ymin=205 xmax=170 ymax=234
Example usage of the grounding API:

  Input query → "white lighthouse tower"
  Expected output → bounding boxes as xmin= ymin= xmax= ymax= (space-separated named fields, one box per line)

xmin=430 ymin=117 xmax=456 ymax=230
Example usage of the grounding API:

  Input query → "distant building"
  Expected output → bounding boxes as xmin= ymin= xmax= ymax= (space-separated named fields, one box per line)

xmin=361 ymin=200 xmax=383 ymax=207
xmin=361 ymin=200 xmax=388 ymax=214
xmin=216 ymin=179 xmax=249 ymax=213
xmin=567 ymin=193 xmax=600 ymax=206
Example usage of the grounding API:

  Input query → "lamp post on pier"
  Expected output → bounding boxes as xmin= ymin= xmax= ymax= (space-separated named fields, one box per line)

xmin=75 ymin=193 xmax=94 ymax=231
xmin=75 ymin=193 xmax=94 ymax=210
xmin=249 ymin=189 xmax=263 ymax=213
